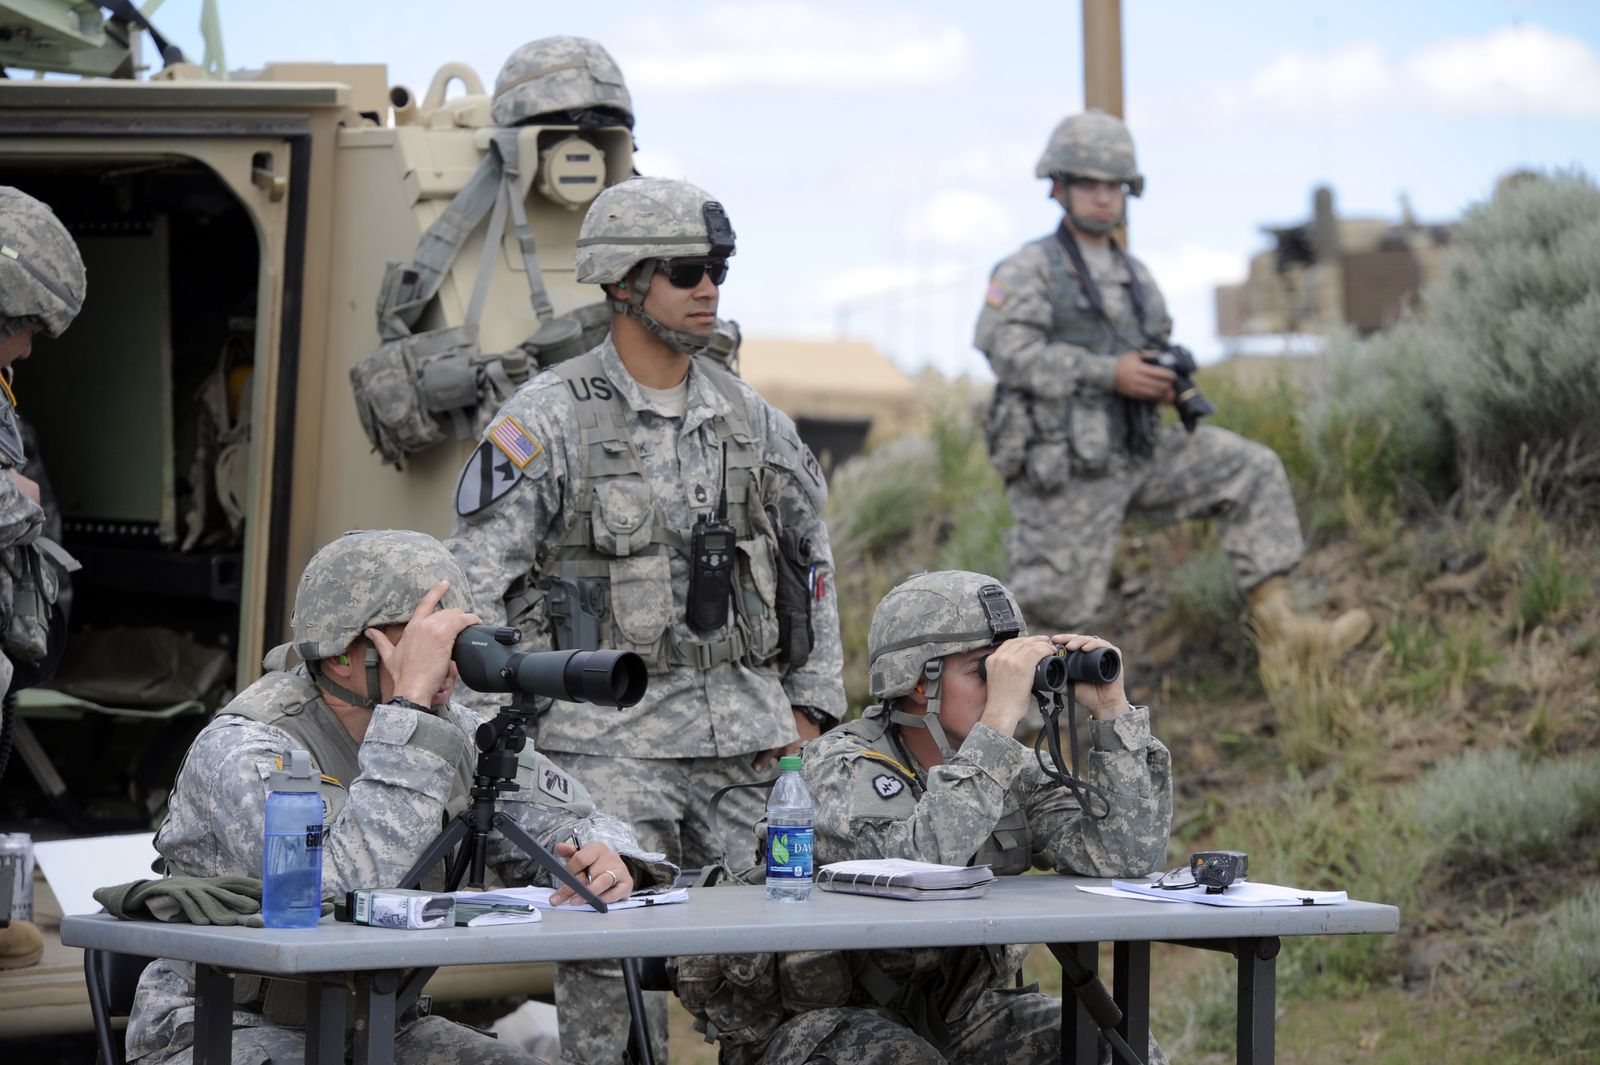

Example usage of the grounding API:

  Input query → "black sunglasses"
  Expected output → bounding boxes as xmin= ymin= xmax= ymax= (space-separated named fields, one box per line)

xmin=662 ymin=260 xmax=728 ymax=288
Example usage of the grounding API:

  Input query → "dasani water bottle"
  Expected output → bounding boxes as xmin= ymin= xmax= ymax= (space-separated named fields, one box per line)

xmin=765 ymin=755 xmax=814 ymax=901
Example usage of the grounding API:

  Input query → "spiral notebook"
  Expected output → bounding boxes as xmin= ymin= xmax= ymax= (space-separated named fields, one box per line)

xmin=816 ymin=859 xmax=994 ymax=901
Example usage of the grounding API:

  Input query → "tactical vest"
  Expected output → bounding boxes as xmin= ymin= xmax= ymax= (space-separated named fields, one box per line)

xmin=534 ymin=349 xmax=782 ymax=673
xmin=986 ymin=234 xmax=1165 ymax=486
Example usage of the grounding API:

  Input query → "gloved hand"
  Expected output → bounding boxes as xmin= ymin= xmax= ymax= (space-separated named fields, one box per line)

xmin=95 ymin=876 xmax=264 ymax=926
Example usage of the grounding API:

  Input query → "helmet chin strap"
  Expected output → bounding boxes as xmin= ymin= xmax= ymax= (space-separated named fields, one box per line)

xmin=610 ymin=259 xmax=713 ymax=356
xmin=1066 ymin=206 xmax=1120 ymax=236
xmin=887 ymin=660 xmax=958 ymax=761
xmin=310 ymin=645 xmax=383 ymax=711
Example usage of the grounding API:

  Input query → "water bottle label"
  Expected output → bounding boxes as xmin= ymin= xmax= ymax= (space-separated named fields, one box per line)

xmin=305 ymin=824 xmax=324 ymax=850
xmin=766 ymin=826 xmax=813 ymax=880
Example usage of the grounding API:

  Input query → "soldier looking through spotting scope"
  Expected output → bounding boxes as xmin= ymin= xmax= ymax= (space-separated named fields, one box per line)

xmin=975 ymin=111 xmax=1372 ymax=664
xmin=127 ymin=529 xmax=675 ymax=1065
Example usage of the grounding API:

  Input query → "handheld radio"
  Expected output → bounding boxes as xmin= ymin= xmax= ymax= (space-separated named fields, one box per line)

xmin=687 ymin=443 xmax=735 ymax=632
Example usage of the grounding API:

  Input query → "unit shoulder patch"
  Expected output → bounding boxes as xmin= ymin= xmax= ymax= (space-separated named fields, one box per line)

xmin=985 ymin=280 xmax=1010 ymax=308
xmin=537 ymin=766 xmax=575 ymax=804
xmin=456 ymin=439 xmax=524 ymax=516
xmin=872 ymin=774 xmax=904 ymax=798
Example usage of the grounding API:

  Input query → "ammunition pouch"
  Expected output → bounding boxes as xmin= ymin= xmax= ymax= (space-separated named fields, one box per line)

xmin=0 ymin=538 xmax=75 ymax=675
xmin=353 ymin=129 xmax=585 ymax=464
xmin=350 ymin=321 xmax=528 ymax=465
xmin=984 ymin=385 xmax=1031 ymax=482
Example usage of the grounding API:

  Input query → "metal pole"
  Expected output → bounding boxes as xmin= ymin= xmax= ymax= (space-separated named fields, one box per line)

xmin=1082 ymin=0 xmax=1125 ymax=118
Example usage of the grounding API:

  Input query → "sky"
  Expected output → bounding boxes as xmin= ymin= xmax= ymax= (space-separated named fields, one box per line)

xmin=134 ymin=0 xmax=1600 ymax=377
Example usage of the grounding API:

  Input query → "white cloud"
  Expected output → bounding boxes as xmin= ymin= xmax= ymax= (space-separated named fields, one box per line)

xmin=1137 ymin=243 xmax=1248 ymax=302
xmin=1164 ymin=23 xmax=1600 ymax=128
xmin=613 ymin=4 xmax=972 ymax=93
xmin=1406 ymin=25 xmax=1600 ymax=118
xmin=900 ymin=190 xmax=1013 ymax=249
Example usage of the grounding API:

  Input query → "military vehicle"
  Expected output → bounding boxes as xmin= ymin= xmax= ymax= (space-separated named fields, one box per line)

xmin=0 ymin=4 xmax=653 ymax=1045
xmin=1214 ymin=184 xmax=1458 ymax=344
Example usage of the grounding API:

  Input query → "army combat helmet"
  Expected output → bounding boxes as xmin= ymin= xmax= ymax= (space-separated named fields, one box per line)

xmin=275 ymin=529 xmax=473 ymax=709
xmin=868 ymin=570 xmax=1025 ymax=758
xmin=0 ymin=186 xmax=87 ymax=342
xmin=1036 ymin=111 xmax=1143 ymax=236
xmin=575 ymin=177 xmax=735 ymax=356
xmin=492 ymin=35 xmax=634 ymax=129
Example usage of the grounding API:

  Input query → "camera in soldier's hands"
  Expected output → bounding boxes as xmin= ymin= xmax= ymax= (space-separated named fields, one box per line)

xmin=452 ymin=624 xmax=648 ymax=706
xmin=1141 ymin=343 xmax=1217 ymax=433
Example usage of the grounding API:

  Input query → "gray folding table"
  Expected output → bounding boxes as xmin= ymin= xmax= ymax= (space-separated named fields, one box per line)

xmin=61 ymin=875 xmax=1398 ymax=1065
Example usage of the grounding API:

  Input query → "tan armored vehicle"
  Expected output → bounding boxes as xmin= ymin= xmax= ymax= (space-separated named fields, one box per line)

xmin=1 ymin=8 xmax=650 ymax=1043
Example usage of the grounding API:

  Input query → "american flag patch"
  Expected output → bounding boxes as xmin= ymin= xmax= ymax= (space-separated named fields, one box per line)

xmin=489 ymin=416 xmax=541 ymax=468
xmin=985 ymin=281 xmax=1009 ymax=308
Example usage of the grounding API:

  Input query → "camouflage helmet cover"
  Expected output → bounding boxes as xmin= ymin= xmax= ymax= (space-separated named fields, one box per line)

xmin=868 ymin=571 xmax=1027 ymax=701
xmin=1034 ymin=110 xmax=1144 ymax=197
xmin=290 ymin=529 xmax=472 ymax=661
xmin=0 ymin=186 xmax=87 ymax=338
xmin=574 ymin=176 xmax=736 ymax=284
xmin=492 ymin=35 xmax=633 ymax=128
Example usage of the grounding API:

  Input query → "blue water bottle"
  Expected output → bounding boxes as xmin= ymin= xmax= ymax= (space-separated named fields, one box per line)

xmin=765 ymin=755 xmax=814 ymax=901
xmin=263 ymin=750 xmax=324 ymax=928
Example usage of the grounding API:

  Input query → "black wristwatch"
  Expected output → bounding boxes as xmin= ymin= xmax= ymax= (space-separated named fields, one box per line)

xmin=387 ymin=696 xmax=431 ymax=714
xmin=793 ymin=705 xmax=832 ymax=729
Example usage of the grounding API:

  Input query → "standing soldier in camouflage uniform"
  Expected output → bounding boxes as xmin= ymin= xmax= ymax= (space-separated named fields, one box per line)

xmin=975 ymin=111 xmax=1371 ymax=660
xmin=0 ymin=186 xmax=85 ymax=705
xmin=449 ymin=177 xmax=845 ymax=1064
xmin=674 ymin=570 xmax=1171 ymax=1064
xmin=127 ymin=530 xmax=676 ymax=1065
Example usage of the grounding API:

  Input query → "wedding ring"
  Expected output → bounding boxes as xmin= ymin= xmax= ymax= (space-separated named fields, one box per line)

xmin=599 ymin=869 xmax=619 ymax=889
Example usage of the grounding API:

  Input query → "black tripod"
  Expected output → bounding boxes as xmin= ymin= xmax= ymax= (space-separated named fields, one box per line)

xmin=397 ymin=693 xmax=606 ymax=909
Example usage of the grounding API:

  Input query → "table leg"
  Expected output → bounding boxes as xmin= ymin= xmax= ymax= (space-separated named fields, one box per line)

xmin=304 ymin=975 xmax=348 ymax=1065
xmin=1236 ymin=937 xmax=1279 ymax=1065
xmin=352 ymin=969 xmax=400 ymax=1065
xmin=1114 ymin=941 xmax=1150 ymax=1061
xmin=1049 ymin=941 xmax=1103 ymax=1065
xmin=191 ymin=964 xmax=234 ymax=1065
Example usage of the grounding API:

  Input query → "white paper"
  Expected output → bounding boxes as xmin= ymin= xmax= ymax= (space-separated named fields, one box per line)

xmin=466 ymin=909 xmax=543 ymax=927
xmin=1079 ymin=880 xmax=1348 ymax=908
xmin=450 ymin=885 xmax=690 ymax=912
xmin=33 ymin=832 xmax=160 ymax=917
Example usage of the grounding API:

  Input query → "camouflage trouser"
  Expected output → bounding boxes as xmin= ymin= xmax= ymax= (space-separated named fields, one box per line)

xmin=1007 ymin=424 xmax=1303 ymax=632
xmin=545 ymin=751 xmax=775 ymax=1065
xmin=727 ymin=989 xmax=1169 ymax=1065
xmin=141 ymin=1013 xmax=548 ymax=1065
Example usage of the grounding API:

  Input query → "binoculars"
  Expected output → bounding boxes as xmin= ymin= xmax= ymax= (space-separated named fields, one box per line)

xmin=979 ymin=644 xmax=1122 ymax=691
xmin=452 ymin=625 xmax=647 ymax=707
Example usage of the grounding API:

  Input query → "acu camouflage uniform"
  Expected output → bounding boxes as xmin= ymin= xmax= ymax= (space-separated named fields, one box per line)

xmin=676 ymin=572 xmax=1173 ymax=1065
xmin=0 ymin=185 xmax=86 ymax=699
xmin=449 ymin=178 xmax=844 ymax=1065
xmin=128 ymin=530 xmax=676 ymax=1065
xmin=975 ymin=113 xmax=1302 ymax=633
